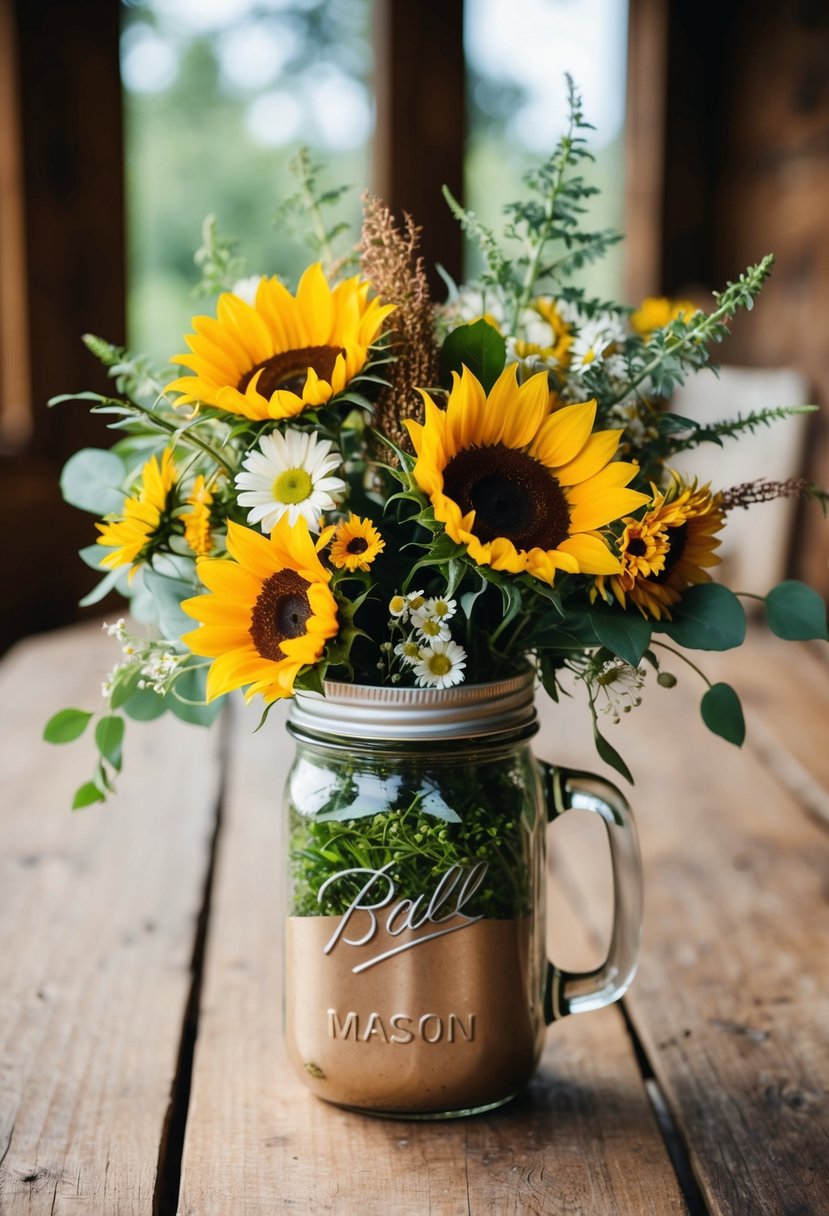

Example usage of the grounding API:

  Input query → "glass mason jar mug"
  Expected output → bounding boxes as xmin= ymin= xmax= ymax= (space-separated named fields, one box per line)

xmin=283 ymin=668 xmax=642 ymax=1119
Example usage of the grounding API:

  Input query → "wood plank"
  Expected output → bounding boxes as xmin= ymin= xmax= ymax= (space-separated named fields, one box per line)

xmin=0 ymin=625 xmax=221 ymax=1214
xmin=537 ymin=632 xmax=829 ymax=1216
xmin=179 ymin=699 xmax=686 ymax=1214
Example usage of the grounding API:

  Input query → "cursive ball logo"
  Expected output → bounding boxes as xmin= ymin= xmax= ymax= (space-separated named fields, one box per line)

xmin=318 ymin=861 xmax=488 ymax=973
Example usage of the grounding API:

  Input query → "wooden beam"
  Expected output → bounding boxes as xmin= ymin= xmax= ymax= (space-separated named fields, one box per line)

xmin=372 ymin=0 xmax=465 ymax=295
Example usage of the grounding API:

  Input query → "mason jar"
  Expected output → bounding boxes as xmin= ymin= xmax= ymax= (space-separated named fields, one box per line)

xmin=283 ymin=668 xmax=642 ymax=1119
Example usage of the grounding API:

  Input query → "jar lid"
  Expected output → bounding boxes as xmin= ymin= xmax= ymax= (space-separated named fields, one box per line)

xmin=288 ymin=666 xmax=537 ymax=742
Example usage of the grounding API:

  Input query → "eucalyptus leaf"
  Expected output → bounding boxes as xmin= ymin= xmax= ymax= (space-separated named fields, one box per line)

xmin=590 ymin=611 xmax=652 ymax=667
xmin=169 ymin=667 xmax=224 ymax=727
xmin=764 ymin=580 xmax=828 ymax=641
xmin=60 ymin=448 xmax=126 ymax=515
xmin=122 ymin=688 xmax=167 ymax=722
xmin=658 ymin=584 xmax=746 ymax=651
xmin=700 ymin=682 xmax=745 ymax=747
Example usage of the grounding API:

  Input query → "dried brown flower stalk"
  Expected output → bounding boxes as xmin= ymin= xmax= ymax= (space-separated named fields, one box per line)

xmin=359 ymin=194 xmax=441 ymax=458
xmin=720 ymin=477 xmax=811 ymax=511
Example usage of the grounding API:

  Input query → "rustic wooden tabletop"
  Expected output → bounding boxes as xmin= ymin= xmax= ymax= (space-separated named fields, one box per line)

xmin=1 ymin=623 xmax=827 ymax=1215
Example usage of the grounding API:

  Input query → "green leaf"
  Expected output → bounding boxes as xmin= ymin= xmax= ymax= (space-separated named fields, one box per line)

xmin=59 ymin=448 xmax=126 ymax=515
xmin=700 ymin=682 xmax=746 ymax=747
xmin=439 ymin=319 xmax=507 ymax=392
xmin=95 ymin=715 xmax=125 ymax=771
xmin=110 ymin=667 xmax=142 ymax=710
xmin=168 ymin=667 xmax=224 ymax=727
xmin=590 ymin=611 xmax=652 ymax=666
xmin=72 ymin=781 xmax=106 ymax=810
xmin=44 ymin=708 xmax=93 ymax=744
xmin=593 ymin=724 xmax=634 ymax=784
xmin=764 ymin=580 xmax=829 ymax=641
xmin=658 ymin=584 xmax=746 ymax=651
xmin=141 ymin=571 xmax=198 ymax=638
xmin=122 ymin=688 xmax=167 ymax=722
xmin=78 ymin=565 xmax=128 ymax=608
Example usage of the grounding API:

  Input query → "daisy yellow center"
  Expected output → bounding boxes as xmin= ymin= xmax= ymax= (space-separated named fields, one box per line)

xmin=428 ymin=654 xmax=452 ymax=676
xmin=403 ymin=642 xmax=420 ymax=657
xmin=239 ymin=345 xmax=344 ymax=397
xmin=273 ymin=468 xmax=313 ymax=504
xmin=249 ymin=570 xmax=312 ymax=661
xmin=421 ymin=619 xmax=441 ymax=637
xmin=442 ymin=445 xmax=571 ymax=551
xmin=346 ymin=537 xmax=369 ymax=554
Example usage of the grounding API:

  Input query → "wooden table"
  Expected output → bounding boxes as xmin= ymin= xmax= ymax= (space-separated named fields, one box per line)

xmin=1 ymin=623 xmax=828 ymax=1215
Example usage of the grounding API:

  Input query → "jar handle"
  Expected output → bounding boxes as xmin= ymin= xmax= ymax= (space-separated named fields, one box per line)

xmin=540 ymin=763 xmax=643 ymax=1024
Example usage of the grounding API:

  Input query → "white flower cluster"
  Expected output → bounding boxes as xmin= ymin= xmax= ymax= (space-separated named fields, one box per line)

xmin=386 ymin=592 xmax=467 ymax=689
xmin=101 ymin=620 xmax=184 ymax=699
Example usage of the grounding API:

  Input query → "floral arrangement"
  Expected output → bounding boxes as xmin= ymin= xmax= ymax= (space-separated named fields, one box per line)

xmin=45 ymin=81 xmax=828 ymax=808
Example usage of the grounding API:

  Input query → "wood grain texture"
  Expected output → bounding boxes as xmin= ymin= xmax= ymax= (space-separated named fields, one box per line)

xmin=538 ymin=634 xmax=829 ymax=1216
xmin=178 ymin=699 xmax=685 ymax=1215
xmin=0 ymin=626 xmax=220 ymax=1214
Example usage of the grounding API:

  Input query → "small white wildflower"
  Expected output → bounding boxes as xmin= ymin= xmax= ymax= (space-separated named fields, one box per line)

xmin=231 ymin=275 xmax=263 ymax=306
xmin=425 ymin=596 xmax=457 ymax=622
xmin=101 ymin=680 xmax=113 ymax=698
xmin=413 ymin=639 xmax=467 ymax=689
xmin=569 ymin=314 xmax=625 ymax=373
xmin=394 ymin=638 xmax=423 ymax=666
xmin=411 ymin=608 xmax=451 ymax=643
xmin=389 ymin=594 xmax=408 ymax=618
xmin=406 ymin=589 xmax=426 ymax=612
xmin=594 ymin=660 xmax=646 ymax=724
xmin=103 ymin=618 xmax=127 ymax=640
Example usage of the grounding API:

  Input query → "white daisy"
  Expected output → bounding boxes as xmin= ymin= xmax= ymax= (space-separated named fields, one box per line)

xmin=388 ymin=594 xmax=409 ymax=618
xmin=406 ymin=589 xmax=426 ymax=613
xmin=234 ymin=428 xmax=346 ymax=534
xmin=413 ymin=639 xmax=467 ymax=689
xmin=425 ymin=596 xmax=457 ymax=622
xmin=594 ymin=660 xmax=646 ymax=724
xmin=569 ymin=314 xmax=625 ymax=373
xmin=410 ymin=607 xmax=452 ymax=643
xmin=394 ymin=637 xmax=422 ymax=665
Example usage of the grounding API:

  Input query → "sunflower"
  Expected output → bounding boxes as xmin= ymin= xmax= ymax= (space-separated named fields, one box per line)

xmin=181 ymin=475 xmax=214 ymax=556
xmin=630 ymin=296 xmax=699 ymax=337
xmin=165 ymin=264 xmax=394 ymax=422
xmin=329 ymin=514 xmax=385 ymax=572
xmin=96 ymin=449 xmax=177 ymax=575
xmin=593 ymin=478 xmax=725 ymax=620
xmin=181 ymin=515 xmax=339 ymax=704
xmin=405 ymin=365 xmax=649 ymax=583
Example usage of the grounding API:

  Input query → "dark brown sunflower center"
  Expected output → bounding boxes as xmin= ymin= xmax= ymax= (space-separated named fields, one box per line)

xmin=346 ymin=537 xmax=369 ymax=554
xmin=627 ymin=537 xmax=647 ymax=557
xmin=442 ymin=445 xmax=571 ymax=551
xmin=238 ymin=345 xmax=344 ymax=398
xmin=249 ymin=570 xmax=312 ymax=661
xmin=652 ymin=523 xmax=688 ymax=583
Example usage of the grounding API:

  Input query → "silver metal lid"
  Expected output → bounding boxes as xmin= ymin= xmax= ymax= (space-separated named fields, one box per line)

xmin=288 ymin=666 xmax=537 ymax=742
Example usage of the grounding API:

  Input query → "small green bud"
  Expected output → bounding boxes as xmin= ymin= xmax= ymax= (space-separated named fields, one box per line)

xmin=657 ymin=671 xmax=678 ymax=688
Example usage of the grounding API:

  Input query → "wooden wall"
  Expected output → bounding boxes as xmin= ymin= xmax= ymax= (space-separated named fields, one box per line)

xmin=0 ymin=0 xmax=126 ymax=651
xmin=627 ymin=0 xmax=829 ymax=598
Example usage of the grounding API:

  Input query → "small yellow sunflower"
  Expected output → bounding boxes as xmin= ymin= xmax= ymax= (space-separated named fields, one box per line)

xmin=165 ymin=264 xmax=394 ymax=422
xmin=181 ymin=475 xmax=214 ymax=557
xmin=329 ymin=514 xmax=385 ymax=572
xmin=594 ymin=478 xmax=725 ymax=620
xmin=96 ymin=449 xmax=177 ymax=575
xmin=181 ymin=515 xmax=338 ymax=704
xmin=405 ymin=365 xmax=649 ymax=583
xmin=630 ymin=297 xmax=699 ymax=337
xmin=513 ymin=298 xmax=573 ymax=369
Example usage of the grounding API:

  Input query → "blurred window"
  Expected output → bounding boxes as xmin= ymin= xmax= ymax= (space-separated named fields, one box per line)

xmin=465 ymin=0 xmax=629 ymax=300
xmin=120 ymin=0 xmax=374 ymax=363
